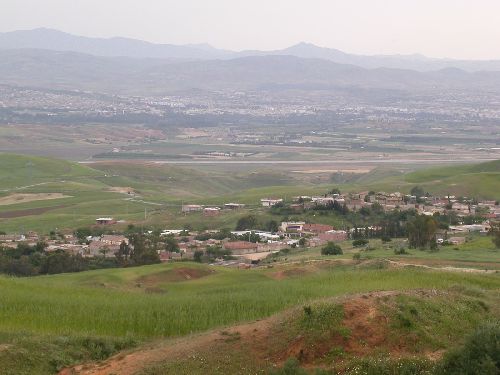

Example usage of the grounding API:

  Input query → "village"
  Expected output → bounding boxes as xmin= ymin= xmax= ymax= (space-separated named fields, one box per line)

xmin=1 ymin=189 xmax=498 ymax=266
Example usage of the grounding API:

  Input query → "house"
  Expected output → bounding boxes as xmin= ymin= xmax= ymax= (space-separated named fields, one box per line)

xmin=260 ymin=198 xmax=283 ymax=207
xmin=224 ymin=203 xmax=246 ymax=210
xmin=100 ymin=235 xmax=128 ymax=246
xmin=318 ymin=230 xmax=348 ymax=242
xmin=182 ymin=204 xmax=203 ymax=213
xmin=223 ymin=241 xmax=259 ymax=255
xmin=346 ymin=200 xmax=364 ymax=211
xmin=280 ymin=222 xmax=305 ymax=232
xmin=95 ymin=217 xmax=116 ymax=225
xmin=311 ymin=197 xmax=335 ymax=206
xmin=0 ymin=234 xmax=25 ymax=242
xmin=87 ymin=241 xmax=119 ymax=257
xmin=448 ymin=237 xmax=466 ymax=245
xmin=161 ymin=229 xmax=185 ymax=236
xmin=452 ymin=203 xmax=471 ymax=215
xmin=302 ymin=223 xmax=334 ymax=234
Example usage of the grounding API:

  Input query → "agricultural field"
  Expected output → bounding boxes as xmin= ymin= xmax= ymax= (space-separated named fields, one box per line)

xmin=1 ymin=152 xmax=499 ymax=234
xmin=0 ymin=259 xmax=499 ymax=374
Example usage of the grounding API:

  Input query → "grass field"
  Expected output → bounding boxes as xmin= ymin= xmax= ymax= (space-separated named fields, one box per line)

xmin=0 ymin=153 xmax=499 ymax=233
xmin=0 ymin=261 xmax=499 ymax=374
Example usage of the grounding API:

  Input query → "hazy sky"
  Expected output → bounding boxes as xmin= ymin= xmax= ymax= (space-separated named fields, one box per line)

xmin=2 ymin=0 xmax=500 ymax=60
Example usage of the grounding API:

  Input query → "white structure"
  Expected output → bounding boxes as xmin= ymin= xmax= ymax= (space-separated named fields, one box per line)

xmin=260 ymin=198 xmax=283 ymax=207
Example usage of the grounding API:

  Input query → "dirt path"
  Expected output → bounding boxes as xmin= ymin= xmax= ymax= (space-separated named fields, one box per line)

xmin=386 ymin=259 xmax=498 ymax=274
xmin=61 ymin=317 xmax=275 ymax=375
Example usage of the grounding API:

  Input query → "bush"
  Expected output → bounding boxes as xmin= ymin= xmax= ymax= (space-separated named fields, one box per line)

xmin=394 ymin=246 xmax=408 ymax=255
xmin=352 ymin=239 xmax=369 ymax=247
xmin=381 ymin=235 xmax=392 ymax=243
xmin=321 ymin=242 xmax=343 ymax=255
xmin=269 ymin=357 xmax=307 ymax=375
xmin=438 ymin=321 xmax=500 ymax=375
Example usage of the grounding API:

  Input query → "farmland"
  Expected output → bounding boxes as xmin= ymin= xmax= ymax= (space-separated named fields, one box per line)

xmin=1 ymin=153 xmax=499 ymax=233
xmin=0 ymin=152 xmax=499 ymax=374
xmin=0 ymin=260 xmax=499 ymax=374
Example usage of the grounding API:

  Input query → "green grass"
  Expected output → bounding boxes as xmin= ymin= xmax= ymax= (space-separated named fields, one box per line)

xmin=1 ymin=263 xmax=499 ymax=339
xmin=0 ymin=153 xmax=102 ymax=189
xmin=138 ymin=284 xmax=500 ymax=375
xmin=1 ymin=153 xmax=499 ymax=233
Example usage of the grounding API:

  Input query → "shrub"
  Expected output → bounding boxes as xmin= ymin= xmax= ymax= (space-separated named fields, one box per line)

xmin=438 ymin=321 xmax=500 ymax=375
xmin=352 ymin=239 xmax=369 ymax=247
xmin=321 ymin=242 xmax=343 ymax=255
xmin=394 ymin=246 xmax=408 ymax=255
xmin=381 ymin=235 xmax=392 ymax=243
xmin=269 ymin=357 xmax=307 ymax=375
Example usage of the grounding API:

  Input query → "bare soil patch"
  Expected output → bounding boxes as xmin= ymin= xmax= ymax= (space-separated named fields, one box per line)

xmin=106 ymin=187 xmax=135 ymax=194
xmin=0 ymin=204 xmax=67 ymax=218
xmin=137 ymin=267 xmax=214 ymax=286
xmin=0 ymin=193 xmax=71 ymax=206
xmin=272 ymin=267 xmax=310 ymax=280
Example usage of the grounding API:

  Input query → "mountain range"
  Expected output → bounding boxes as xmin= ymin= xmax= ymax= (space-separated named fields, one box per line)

xmin=2 ymin=28 xmax=500 ymax=72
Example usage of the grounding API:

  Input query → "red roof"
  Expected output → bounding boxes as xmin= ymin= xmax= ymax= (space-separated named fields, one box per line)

xmin=224 ymin=241 xmax=258 ymax=250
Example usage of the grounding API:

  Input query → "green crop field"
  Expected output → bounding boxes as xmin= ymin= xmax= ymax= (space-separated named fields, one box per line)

xmin=0 ymin=261 xmax=499 ymax=374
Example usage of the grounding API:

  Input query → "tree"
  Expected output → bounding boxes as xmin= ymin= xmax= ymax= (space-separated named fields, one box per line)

xmin=352 ymin=239 xmax=369 ymax=247
xmin=235 ymin=215 xmax=258 ymax=231
xmin=193 ymin=250 xmax=204 ymax=263
xmin=438 ymin=321 xmax=500 ymax=375
xmin=321 ymin=242 xmax=343 ymax=255
xmin=265 ymin=220 xmax=279 ymax=233
xmin=410 ymin=186 xmax=425 ymax=198
xmin=74 ymin=227 xmax=92 ymax=242
xmin=407 ymin=215 xmax=438 ymax=250
xmin=489 ymin=221 xmax=500 ymax=249
xmin=165 ymin=236 xmax=180 ymax=253
xmin=127 ymin=233 xmax=160 ymax=265
xmin=298 ymin=237 xmax=307 ymax=247
xmin=115 ymin=241 xmax=130 ymax=265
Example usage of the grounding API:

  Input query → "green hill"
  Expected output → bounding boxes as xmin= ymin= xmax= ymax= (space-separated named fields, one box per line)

xmin=0 ymin=261 xmax=499 ymax=374
xmin=356 ymin=160 xmax=500 ymax=200
xmin=0 ymin=153 xmax=102 ymax=189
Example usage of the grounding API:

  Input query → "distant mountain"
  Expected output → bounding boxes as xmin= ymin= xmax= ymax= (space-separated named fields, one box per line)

xmin=2 ymin=29 xmax=500 ymax=72
xmin=260 ymin=42 xmax=500 ymax=73
xmin=0 ymin=28 xmax=233 ymax=60
xmin=1 ymin=48 xmax=500 ymax=96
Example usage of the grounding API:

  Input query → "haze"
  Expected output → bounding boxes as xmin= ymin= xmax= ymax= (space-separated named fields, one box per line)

xmin=2 ymin=0 xmax=500 ymax=60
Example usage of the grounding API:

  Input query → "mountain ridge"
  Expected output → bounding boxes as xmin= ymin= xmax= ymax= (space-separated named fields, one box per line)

xmin=3 ymin=28 xmax=500 ymax=72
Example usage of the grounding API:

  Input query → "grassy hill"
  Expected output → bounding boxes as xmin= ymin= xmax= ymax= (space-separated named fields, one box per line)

xmin=0 ymin=154 xmax=498 ymax=233
xmin=356 ymin=160 xmax=500 ymax=200
xmin=0 ymin=153 xmax=102 ymax=189
xmin=0 ymin=261 xmax=499 ymax=374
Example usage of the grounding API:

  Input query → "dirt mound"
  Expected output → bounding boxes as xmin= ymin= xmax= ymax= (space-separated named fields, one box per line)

xmin=278 ymin=291 xmax=397 ymax=364
xmin=272 ymin=267 xmax=310 ymax=280
xmin=59 ymin=291 xmax=445 ymax=375
xmin=137 ymin=267 xmax=214 ymax=286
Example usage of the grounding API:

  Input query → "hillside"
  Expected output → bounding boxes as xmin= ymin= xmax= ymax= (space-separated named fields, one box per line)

xmin=0 ymin=153 xmax=102 ymax=190
xmin=2 ymin=49 xmax=500 ymax=95
xmin=0 ymin=261 xmax=498 ymax=374
xmin=349 ymin=160 xmax=500 ymax=200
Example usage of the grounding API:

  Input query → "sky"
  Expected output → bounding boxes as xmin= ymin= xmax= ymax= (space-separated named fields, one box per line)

xmin=2 ymin=0 xmax=500 ymax=60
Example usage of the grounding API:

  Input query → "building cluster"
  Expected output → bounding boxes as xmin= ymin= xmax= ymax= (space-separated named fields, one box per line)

xmin=286 ymin=191 xmax=500 ymax=218
xmin=1 ymin=190 xmax=498 ymax=265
